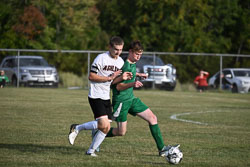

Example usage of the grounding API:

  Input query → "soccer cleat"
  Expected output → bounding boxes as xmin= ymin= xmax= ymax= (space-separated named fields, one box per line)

xmin=68 ymin=124 xmax=79 ymax=145
xmin=86 ymin=151 xmax=98 ymax=157
xmin=159 ymin=144 xmax=180 ymax=157
xmin=91 ymin=129 xmax=100 ymax=152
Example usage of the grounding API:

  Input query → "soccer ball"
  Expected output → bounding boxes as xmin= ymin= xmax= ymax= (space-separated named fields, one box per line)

xmin=165 ymin=145 xmax=183 ymax=165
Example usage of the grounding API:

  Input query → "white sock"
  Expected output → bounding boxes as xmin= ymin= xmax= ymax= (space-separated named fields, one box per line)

xmin=76 ymin=120 xmax=98 ymax=132
xmin=87 ymin=130 xmax=106 ymax=153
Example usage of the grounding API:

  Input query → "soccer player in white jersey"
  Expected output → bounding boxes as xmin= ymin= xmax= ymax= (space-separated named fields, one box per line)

xmin=68 ymin=36 xmax=132 ymax=156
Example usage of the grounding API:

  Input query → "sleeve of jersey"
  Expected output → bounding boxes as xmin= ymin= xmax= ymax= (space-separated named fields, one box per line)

xmin=194 ymin=76 xmax=199 ymax=83
xmin=90 ymin=56 xmax=101 ymax=74
xmin=204 ymin=73 xmax=209 ymax=78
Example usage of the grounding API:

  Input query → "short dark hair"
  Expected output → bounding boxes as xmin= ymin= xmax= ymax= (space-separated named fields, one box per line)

xmin=129 ymin=40 xmax=143 ymax=53
xmin=109 ymin=36 xmax=124 ymax=47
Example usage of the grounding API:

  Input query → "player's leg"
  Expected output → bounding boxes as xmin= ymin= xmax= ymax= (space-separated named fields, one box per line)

xmin=0 ymin=80 xmax=5 ymax=88
xmin=0 ymin=81 xmax=3 ymax=88
xmin=2 ymin=79 xmax=6 ymax=87
xmin=137 ymin=108 xmax=178 ymax=157
xmin=77 ymin=120 xmax=98 ymax=131
xmin=86 ymin=116 xmax=110 ymax=156
xmin=86 ymin=98 xmax=112 ymax=156
xmin=129 ymin=98 xmax=167 ymax=156
xmin=106 ymin=100 xmax=130 ymax=137
xmin=137 ymin=108 xmax=165 ymax=150
xmin=107 ymin=121 xmax=127 ymax=137
xmin=68 ymin=120 xmax=98 ymax=145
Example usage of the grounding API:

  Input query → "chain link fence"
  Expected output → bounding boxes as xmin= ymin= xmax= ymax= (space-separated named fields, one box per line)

xmin=0 ymin=48 xmax=250 ymax=90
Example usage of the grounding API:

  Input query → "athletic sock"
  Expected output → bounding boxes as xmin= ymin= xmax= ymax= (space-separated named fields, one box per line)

xmin=106 ymin=127 xmax=114 ymax=137
xmin=149 ymin=124 xmax=165 ymax=151
xmin=87 ymin=130 xmax=106 ymax=153
xmin=76 ymin=120 xmax=98 ymax=132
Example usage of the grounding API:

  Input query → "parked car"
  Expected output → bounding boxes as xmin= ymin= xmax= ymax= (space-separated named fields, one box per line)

xmin=208 ymin=68 xmax=250 ymax=93
xmin=0 ymin=55 xmax=59 ymax=87
xmin=121 ymin=54 xmax=177 ymax=90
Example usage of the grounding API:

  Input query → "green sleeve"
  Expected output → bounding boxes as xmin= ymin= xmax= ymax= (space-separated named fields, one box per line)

xmin=5 ymin=76 xmax=9 ymax=82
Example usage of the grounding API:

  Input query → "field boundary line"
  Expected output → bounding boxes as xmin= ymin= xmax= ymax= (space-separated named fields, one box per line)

xmin=170 ymin=110 xmax=229 ymax=125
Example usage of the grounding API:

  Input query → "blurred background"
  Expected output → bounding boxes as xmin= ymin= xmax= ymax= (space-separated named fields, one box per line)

xmin=0 ymin=0 xmax=249 ymax=87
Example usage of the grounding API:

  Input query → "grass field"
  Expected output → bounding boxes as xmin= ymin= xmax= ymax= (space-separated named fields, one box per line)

xmin=0 ymin=88 xmax=250 ymax=167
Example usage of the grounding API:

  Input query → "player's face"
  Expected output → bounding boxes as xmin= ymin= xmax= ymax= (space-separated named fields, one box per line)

xmin=109 ymin=44 xmax=123 ymax=58
xmin=130 ymin=50 xmax=143 ymax=62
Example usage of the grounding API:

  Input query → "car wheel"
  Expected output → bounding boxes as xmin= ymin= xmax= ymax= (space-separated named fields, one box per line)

xmin=232 ymin=84 xmax=238 ymax=93
xmin=165 ymin=86 xmax=175 ymax=91
xmin=53 ymin=83 xmax=59 ymax=88
xmin=11 ymin=76 xmax=17 ymax=87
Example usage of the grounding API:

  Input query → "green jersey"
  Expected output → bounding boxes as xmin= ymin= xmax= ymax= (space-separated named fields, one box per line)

xmin=112 ymin=60 xmax=136 ymax=102
xmin=0 ymin=75 xmax=9 ymax=82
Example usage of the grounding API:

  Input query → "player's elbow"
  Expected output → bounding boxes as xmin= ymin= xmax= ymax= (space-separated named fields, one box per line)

xmin=116 ymin=84 xmax=125 ymax=91
xmin=88 ymin=73 xmax=95 ymax=81
xmin=116 ymin=85 xmax=122 ymax=91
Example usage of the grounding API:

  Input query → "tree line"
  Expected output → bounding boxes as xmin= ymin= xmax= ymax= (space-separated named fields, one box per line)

xmin=0 ymin=0 xmax=249 ymax=82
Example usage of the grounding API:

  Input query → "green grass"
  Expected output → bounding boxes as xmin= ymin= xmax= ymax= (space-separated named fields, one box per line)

xmin=0 ymin=88 xmax=250 ymax=167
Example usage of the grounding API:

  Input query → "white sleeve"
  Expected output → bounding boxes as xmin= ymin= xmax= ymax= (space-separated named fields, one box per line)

xmin=90 ymin=55 xmax=103 ymax=73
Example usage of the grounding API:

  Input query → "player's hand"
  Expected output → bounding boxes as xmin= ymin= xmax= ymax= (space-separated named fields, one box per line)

xmin=110 ymin=70 xmax=122 ymax=80
xmin=139 ymin=73 xmax=148 ymax=80
xmin=123 ymin=72 xmax=133 ymax=80
xmin=134 ymin=80 xmax=143 ymax=88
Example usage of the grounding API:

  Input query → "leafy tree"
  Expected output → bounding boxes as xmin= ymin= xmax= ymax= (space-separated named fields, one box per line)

xmin=13 ymin=5 xmax=47 ymax=40
xmin=97 ymin=0 xmax=250 ymax=82
xmin=30 ymin=0 xmax=108 ymax=75
xmin=1 ymin=0 xmax=249 ymax=81
xmin=0 ymin=0 xmax=108 ymax=75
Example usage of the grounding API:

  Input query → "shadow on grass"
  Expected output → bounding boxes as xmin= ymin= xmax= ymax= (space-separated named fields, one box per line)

xmin=0 ymin=143 xmax=83 ymax=155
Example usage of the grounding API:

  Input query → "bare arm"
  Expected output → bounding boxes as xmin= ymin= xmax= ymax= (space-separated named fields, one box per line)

xmin=201 ymin=71 xmax=209 ymax=76
xmin=116 ymin=80 xmax=143 ymax=91
xmin=194 ymin=76 xmax=199 ymax=85
xmin=136 ymin=73 xmax=148 ymax=79
xmin=112 ymin=72 xmax=133 ymax=85
xmin=89 ymin=70 xmax=122 ymax=82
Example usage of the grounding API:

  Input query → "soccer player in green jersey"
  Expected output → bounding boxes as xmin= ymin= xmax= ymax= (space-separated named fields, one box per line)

xmin=0 ymin=70 xmax=9 ymax=88
xmin=107 ymin=40 xmax=179 ymax=156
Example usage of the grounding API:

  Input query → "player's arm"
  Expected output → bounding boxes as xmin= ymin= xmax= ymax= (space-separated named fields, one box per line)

xmin=89 ymin=70 xmax=122 ymax=82
xmin=136 ymin=72 xmax=148 ymax=79
xmin=116 ymin=80 xmax=143 ymax=91
xmin=193 ymin=77 xmax=199 ymax=85
xmin=89 ymin=72 xmax=111 ymax=82
xmin=112 ymin=72 xmax=133 ymax=85
xmin=201 ymin=71 xmax=209 ymax=76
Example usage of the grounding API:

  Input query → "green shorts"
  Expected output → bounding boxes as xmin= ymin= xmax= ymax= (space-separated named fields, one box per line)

xmin=112 ymin=97 xmax=148 ymax=122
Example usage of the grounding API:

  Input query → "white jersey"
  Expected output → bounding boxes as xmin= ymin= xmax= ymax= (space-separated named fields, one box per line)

xmin=88 ymin=52 xmax=124 ymax=100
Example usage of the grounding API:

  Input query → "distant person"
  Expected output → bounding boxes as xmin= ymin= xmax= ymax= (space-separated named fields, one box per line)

xmin=214 ymin=72 xmax=232 ymax=90
xmin=194 ymin=70 xmax=209 ymax=92
xmin=0 ymin=70 xmax=9 ymax=88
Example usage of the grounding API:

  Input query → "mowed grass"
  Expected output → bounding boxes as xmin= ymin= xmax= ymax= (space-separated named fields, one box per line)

xmin=0 ymin=88 xmax=250 ymax=167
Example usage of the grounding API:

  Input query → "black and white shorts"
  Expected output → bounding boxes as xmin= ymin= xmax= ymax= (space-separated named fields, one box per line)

xmin=88 ymin=97 xmax=112 ymax=120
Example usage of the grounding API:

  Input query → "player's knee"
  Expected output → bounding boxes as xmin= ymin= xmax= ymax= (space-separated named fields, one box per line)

xmin=117 ymin=132 xmax=126 ymax=136
xmin=98 ymin=120 xmax=110 ymax=133
xmin=117 ymin=130 xmax=126 ymax=136
xmin=98 ymin=126 xmax=110 ymax=134
xmin=149 ymin=114 xmax=158 ymax=125
xmin=104 ymin=125 xmax=110 ymax=134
